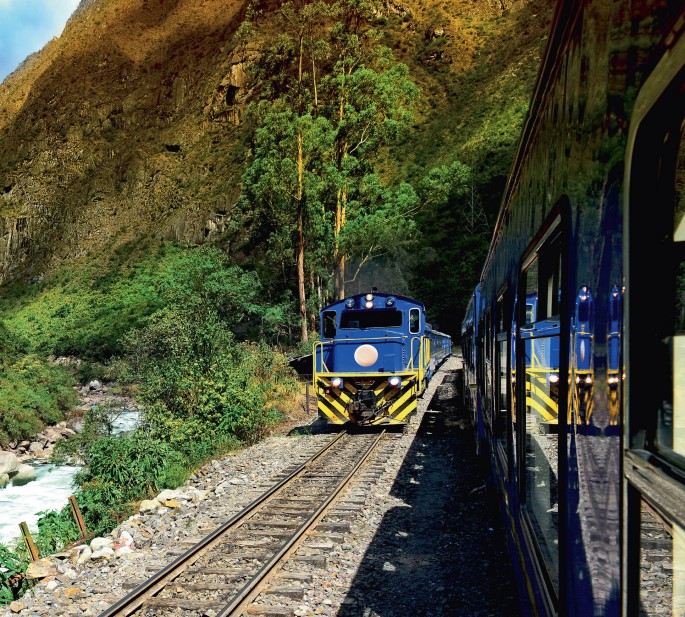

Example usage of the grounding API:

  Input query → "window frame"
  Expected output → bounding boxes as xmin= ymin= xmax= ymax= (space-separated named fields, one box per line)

xmin=623 ymin=31 xmax=685 ymax=616
xmin=515 ymin=207 xmax=569 ymax=609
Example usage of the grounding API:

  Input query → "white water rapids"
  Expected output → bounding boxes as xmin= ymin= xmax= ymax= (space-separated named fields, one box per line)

xmin=0 ymin=411 xmax=140 ymax=547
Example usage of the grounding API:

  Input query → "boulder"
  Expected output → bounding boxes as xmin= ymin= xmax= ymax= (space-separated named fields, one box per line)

xmin=90 ymin=537 xmax=114 ymax=551
xmin=28 ymin=442 xmax=44 ymax=453
xmin=114 ymin=546 xmax=133 ymax=558
xmin=139 ymin=499 xmax=161 ymax=513
xmin=88 ymin=380 xmax=103 ymax=391
xmin=90 ymin=547 xmax=114 ymax=560
xmin=9 ymin=601 xmax=24 ymax=613
xmin=66 ymin=417 xmax=85 ymax=434
xmin=75 ymin=546 xmax=92 ymax=565
xmin=10 ymin=464 xmax=36 ymax=486
xmin=0 ymin=451 xmax=18 ymax=475
xmin=26 ymin=559 xmax=58 ymax=580
xmin=118 ymin=530 xmax=134 ymax=548
xmin=0 ymin=473 xmax=9 ymax=488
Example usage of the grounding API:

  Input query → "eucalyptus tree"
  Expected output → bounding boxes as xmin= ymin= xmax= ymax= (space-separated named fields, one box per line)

xmin=240 ymin=0 xmax=419 ymax=340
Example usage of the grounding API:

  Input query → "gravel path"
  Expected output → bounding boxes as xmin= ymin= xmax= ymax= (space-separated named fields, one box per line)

xmin=1 ymin=356 xmax=519 ymax=617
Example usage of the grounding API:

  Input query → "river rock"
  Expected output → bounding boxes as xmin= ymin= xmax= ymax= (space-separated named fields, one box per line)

xmin=8 ymin=601 xmax=24 ymax=613
xmin=90 ymin=547 xmax=114 ymax=560
xmin=88 ymin=380 xmax=103 ymax=391
xmin=28 ymin=442 xmax=44 ymax=453
xmin=26 ymin=559 xmax=58 ymax=580
xmin=90 ymin=537 xmax=113 ymax=551
xmin=76 ymin=547 xmax=92 ymax=565
xmin=10 ymin=464 xmax=36 ymax=486
xmin=66 ymin=417 xmax=84 ymax=434
xmin=139 ymin=499 xmax=161 ymax=513
xmin=0 ymin=451 xmax=18 ymax=475
xmin=0 ymin=473 xmax=9 ymax=488
xmin=117 ymin=530 xmax=134 ymax=548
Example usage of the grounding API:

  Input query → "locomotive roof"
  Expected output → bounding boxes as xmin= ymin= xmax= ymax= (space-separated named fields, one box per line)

xmin=320 ymin=292 xmax=426 ymax=313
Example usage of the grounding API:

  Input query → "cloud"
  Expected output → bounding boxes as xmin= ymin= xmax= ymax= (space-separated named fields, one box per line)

xmin=0 ymin=0 xmax=81 ymax=82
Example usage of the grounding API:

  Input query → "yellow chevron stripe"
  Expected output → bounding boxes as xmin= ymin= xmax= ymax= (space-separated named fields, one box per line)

xmin=394 ymin=398 xmax=418 ymax=422
xmin=317 ymin=400 xmax=346 ymax=424
xmin=526 ymin=396 xmax=557 ymax=422
xmin=529 ymin=383 xmax=557 ymax=410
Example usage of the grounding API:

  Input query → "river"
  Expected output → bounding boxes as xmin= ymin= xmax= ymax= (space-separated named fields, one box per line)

xmin=0 ymin=410 xmax=140 ymax=547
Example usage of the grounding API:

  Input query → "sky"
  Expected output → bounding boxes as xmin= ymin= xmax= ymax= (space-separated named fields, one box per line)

xmin=0 ymin=0 xmax=81 ymax=83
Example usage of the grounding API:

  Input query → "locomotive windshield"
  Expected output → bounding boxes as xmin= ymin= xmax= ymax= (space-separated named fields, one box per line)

xmin=340 ymin=310 xmax=402 ymax=329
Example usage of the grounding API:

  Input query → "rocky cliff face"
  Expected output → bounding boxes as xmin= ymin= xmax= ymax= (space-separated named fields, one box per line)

xmin=0 ymin=0 xmax=548 ymax=284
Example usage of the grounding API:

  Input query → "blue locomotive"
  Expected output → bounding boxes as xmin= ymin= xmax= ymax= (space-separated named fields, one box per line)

xmin=313 ymin=291 xmax=451 ymax=425
xmin=460 ymin=0 xmax=685 ymax=615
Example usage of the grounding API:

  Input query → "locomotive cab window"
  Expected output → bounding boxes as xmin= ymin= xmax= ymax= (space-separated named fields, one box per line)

xmin=518 ymin=222 xmax=564 ymax=598
xmin=409 ymin=308 xmax=421 ymax=334
xmin=341 ymin=310 xmax=402 ymax=329
xmin=322 ymin=311 xmax=337 ymax=338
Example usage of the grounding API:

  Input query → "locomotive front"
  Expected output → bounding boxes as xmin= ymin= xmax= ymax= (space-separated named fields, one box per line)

xmin=313 ymin=292 xmax=432 ymax=425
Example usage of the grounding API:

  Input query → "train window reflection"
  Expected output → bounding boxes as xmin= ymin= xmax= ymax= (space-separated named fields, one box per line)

xmin=658 ymin=122 xmax=685 ymax=461
xmin=520 ymin=231 xmax=562 ymax=595
xmin=639 ymin=499 xmax=685 ymax=616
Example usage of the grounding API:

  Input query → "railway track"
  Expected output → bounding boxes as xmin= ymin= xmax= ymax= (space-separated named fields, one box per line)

xmin=98 ymin=429 xmax=388 ymax=617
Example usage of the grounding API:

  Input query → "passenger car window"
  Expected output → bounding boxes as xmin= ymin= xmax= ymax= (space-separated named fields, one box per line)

xmin=518 ymin=226 xmax=563 ymax=595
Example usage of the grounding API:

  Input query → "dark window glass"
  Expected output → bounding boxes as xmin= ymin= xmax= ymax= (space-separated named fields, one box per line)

xmin=322 ymin=311 xmax=337 ymax=338
xmin=519 ymin=228 xmax=562 ymax=595
xmin=655 ymin=115 xmax=685 ymax=463
xmin=341 ymin=310 xmax=402 ymax=330
xmin=409 ymin=308 xmax=421 ymax=334
xmin=577 ymin=302 xmax=590 ymax=323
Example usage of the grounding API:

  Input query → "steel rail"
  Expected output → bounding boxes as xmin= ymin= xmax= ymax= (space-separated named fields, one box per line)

xmin=217 ymin=429 xmax=386 ymax=617
xmin=97 ymin=430 xmax=348 ymax=617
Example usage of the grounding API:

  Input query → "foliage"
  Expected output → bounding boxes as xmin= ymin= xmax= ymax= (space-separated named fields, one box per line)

xmin=240 ymin=0 xmax=420 ymax=326
xmin=0 ymin=544 xmax=29 ymax=605
xmin=0 ymin=242 xmax=189 ymax=360
xmin=35 ymin=508 xmax=80 ymax=556
xmin=52 ymin=404 xmax=119 ymax=465
xmin=0 ymin=352 xmax=77 ymax=446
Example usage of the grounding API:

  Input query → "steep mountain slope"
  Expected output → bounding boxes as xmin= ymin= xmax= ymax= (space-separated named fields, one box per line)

xmin=0 ymin=0 xmax=551 ymax=285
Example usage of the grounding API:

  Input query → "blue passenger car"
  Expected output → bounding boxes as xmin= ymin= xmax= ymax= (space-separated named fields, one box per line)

xmin=459 ymin=0 xmax=685 ymax=615
xmin=313 ymin=291 xmax=450 ymax=425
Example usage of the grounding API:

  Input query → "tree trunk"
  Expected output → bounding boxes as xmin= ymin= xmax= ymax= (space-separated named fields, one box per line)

xmin=297 ymin=32 xmax=308 ymax=342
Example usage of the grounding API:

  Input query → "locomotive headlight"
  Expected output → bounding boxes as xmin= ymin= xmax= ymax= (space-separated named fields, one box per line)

xmin=365 ymin=301 xmax=374 ymax=309
xmin=345 ymin=298 xmax=355 ymax=308
xmin=331 ymin=377 xmax=343 ymax=389
xmin=549 ymin=373 xmax=560 ymax=384
xmin=388 ymin=376 xmax=401 ymax=388
xmin=386 ymin=296 xmax=396 ymax=306
xmin=354 ymin=344 xmax=379 ymax=367
xmin=365 ymin=293 xmax=374 ymax=301
xmin=608 ymin=375 xmax=619 ymax=385
xmin=575 ymin=376 xmax=581 ymax=384
xmin=585 ymin=375 xmax=593 ymax=385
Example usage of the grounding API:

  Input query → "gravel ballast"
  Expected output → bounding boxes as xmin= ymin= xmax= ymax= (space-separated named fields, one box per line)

xmin=1 ymin=356 xmax=519 ymax=617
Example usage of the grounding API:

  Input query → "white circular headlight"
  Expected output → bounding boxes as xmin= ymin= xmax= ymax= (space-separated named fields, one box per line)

xmin=365 ymin=293 xmax=373 ymax=301
xmin=365 ymin=301 xmax=374 ymax=309
xmin=389 ymin=376 xmax=401 ymax=387
xmin=549 ymin=374 xmax=560 ymax=384
xmin=585 ymin=375 xmax=592 ymax=385
xmin=331 ymin=377 xmax=343 ymax=388
xmin=354 ymin=344 xmax=378 ymax=367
